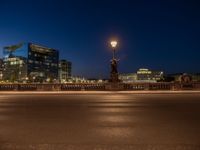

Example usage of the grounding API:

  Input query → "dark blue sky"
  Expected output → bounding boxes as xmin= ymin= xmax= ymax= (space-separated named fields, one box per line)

xmin=1 ymin=0 xmax=200 ymax=78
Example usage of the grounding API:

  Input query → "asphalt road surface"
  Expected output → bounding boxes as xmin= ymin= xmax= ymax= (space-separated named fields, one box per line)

xmin=0 ymin=92 xmax=200 ymax=150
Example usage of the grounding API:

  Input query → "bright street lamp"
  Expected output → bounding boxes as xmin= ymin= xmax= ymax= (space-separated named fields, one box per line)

xmin=110 ymin=41 xmax=117 ymax=48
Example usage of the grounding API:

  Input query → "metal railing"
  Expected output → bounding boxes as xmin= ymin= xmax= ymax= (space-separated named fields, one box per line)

xmin=0 ymin=82 xmax=200 ymax=91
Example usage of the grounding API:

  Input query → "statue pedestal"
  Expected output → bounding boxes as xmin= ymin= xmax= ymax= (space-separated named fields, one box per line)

xmin=110 ymin=73 xmax=119 ymax=83
xmin=105 ymin=82 xmax=124 ymax=91
xmin=107 ymin=57 xmax=123 ymax=90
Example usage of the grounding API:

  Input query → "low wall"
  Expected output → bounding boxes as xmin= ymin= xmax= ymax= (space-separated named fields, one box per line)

xmin=0 ymin=82 xmax=200 ymax=91
xmin=0 ymin=83 xmax=106 ymax=91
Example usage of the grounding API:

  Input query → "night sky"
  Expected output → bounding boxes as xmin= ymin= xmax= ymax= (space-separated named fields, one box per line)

xmin=0 ymin=0 xmax=200 ymax=78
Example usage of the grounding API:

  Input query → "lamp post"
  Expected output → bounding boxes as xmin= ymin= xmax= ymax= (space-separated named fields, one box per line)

xmin=111 ymin=41 xmax=117 ymax=59
xmin=110 ymin=40 xmax=119 ymax=82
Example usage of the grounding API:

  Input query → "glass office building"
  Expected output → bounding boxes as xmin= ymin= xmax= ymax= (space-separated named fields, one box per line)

xmin=0 ymin=59 xmax=4 ymax=80
xmin=59 ymin=60 xmax=72 ymax=83
xmin=3 ymin=42 xmax=59 ymax=82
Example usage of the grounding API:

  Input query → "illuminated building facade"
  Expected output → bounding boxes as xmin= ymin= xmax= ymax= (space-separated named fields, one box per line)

xmin=137 ymin=68 xmax=164 ymax=82
xmin=0 ymin=59 xmax=4 ymax=80
xmin=3 ymin=43 xmax=59 ymax=82
xmin=59 ymin=60 xmax=72 ymax=83
xmin=119 ymin=68 xmax=164 ymax=83
xmin=190 ymin=74 xmax=200 ymax=82
xmin=119 ymin=73 xmax=137 ymax=83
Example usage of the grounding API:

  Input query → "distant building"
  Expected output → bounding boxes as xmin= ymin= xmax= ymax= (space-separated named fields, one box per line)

xmin=3 ymin=42 xmax=59 ymax=82
xmin=59 ymin=60 xmax=72 ymax=83
xmin=119 ymin=68 xmax=164 ymax=83
xmin=0 ymin=59 xmax=4 ymax=80
xmin=168 ymin=73 xmax=200 ymax=82
xmin=137 ymin=68 xmax=164 ymax=82
xmin=68 ymin=76 xmax=101 ymax=83
xmin=191 ymin=73 xmax=200 ymax=82
xmin=167 ymin=73 xmax=182 ymax=82
xmin=119 ymin=73 xmax=137 ymax=83
xmin=71 ymin=76 xmax=87 ymax=83
xmin=179 ymin=73 xmax=192 ymax=83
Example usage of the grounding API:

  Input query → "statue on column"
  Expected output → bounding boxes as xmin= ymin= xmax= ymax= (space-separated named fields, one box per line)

xmin=110 ymin=58 xmax=119 ymax=82
xmin=105 ymin=40 xmax=124 ymax=90
xmin=109 ymin=40 xmax=121 ymax=83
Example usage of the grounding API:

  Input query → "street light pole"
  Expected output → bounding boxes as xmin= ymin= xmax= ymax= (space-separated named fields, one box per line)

xmin=112 ymin=47 xmax=115 ymax=60
xmin=105 ymin=40 xmax=123 ymax=90
xmin=111 ymin=40 xmax=117 ymax=59
xmin=110 ymin=40 xmax=119 ymax=83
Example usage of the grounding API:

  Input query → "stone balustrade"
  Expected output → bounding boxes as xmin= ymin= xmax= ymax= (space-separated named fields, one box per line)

xmin=0 ymin=82 xmax=200 ymax=91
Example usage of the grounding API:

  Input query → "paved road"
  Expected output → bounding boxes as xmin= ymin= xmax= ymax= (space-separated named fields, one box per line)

xmin=0 ymin=93 xmax=200 ymax=150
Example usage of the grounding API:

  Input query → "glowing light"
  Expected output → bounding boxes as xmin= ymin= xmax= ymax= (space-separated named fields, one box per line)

xmin=110 ymin=41 xmax=117 ymax=48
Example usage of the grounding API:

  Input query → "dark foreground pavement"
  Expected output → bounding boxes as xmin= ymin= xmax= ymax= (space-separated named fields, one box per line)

xmin=0 ymin=92 xmax=200 ymax=150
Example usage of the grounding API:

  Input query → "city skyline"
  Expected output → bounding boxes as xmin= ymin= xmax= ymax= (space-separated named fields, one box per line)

xmin=1 ymin=0 xmax=200 ymax=78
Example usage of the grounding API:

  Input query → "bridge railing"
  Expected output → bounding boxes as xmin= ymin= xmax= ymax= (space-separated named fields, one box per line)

xmin=0 ymin=82 xmax=200 ymax=91
xmin=0 ymin=83 xmax=106 ymax=91
xmin=61 ymin=84 xmax=105 ymax=91
xmin=124 ymin=82 xmax=172 ymax=90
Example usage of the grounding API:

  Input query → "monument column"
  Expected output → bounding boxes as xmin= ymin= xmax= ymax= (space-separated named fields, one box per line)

xmin=105 ymin=40 xmax=124 ymax=90
xmin=110 ymin=41 xmax=119 ymax=82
